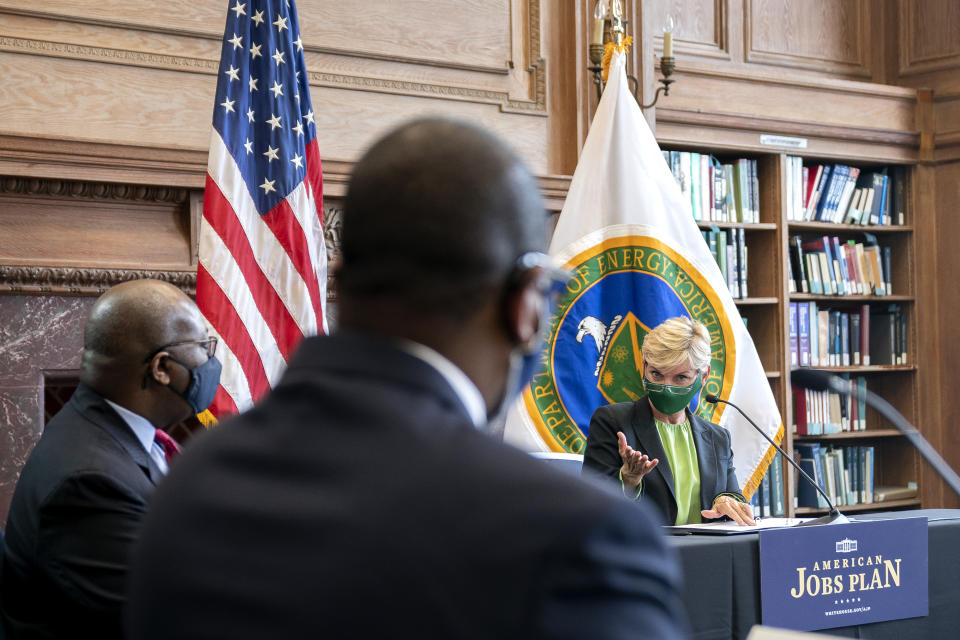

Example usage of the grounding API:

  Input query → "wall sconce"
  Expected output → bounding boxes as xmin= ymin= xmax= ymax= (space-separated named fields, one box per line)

xmin=587 ymin=1 xmax=676 ymax=109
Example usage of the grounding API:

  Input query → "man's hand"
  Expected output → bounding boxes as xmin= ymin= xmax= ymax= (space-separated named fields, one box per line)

xmin=617 ymin=431 xmax=658 ymax=490
xmin=701 ymin=495 xmax=756 ymax=526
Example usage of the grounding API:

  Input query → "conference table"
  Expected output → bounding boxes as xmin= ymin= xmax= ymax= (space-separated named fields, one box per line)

xmin=667 ymin=509 xmax=960 ymax=639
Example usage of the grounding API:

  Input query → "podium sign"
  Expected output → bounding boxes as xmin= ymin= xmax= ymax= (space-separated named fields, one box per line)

xmin=759 ymin=518 xmax=928 ymax=631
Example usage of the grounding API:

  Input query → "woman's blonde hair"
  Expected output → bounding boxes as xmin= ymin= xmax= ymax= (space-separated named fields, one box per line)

xmin=641 ymin=316 xmax=711 ymax=372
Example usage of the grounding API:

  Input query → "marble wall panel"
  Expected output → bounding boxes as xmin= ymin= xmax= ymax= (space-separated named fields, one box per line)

xmin=0 ymin=295 xmax=93 ymax=523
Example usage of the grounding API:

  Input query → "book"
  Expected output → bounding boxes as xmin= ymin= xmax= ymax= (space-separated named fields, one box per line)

xmin=870 ymin=307 xmax=899 ymax=365
xmin=770 ymin=453 xmax=785 ymax=516
xmin=882 ymin=246 xmax=892 ymax=295
xmin=795 ymin=443 xmax=828 ymax=508
xmin=789 ymin=302 xmax=799 ymax=367
xmin=798 ymin=302 xmax=810 ymax=367
xmin=790 ymin=236 xmax=809 ymax=293
xmin=736 ymin=228 xmax=748 ymax=298
xmin=891 ymin=166 xmax=906 ymax=225
xmin=850 ymin=312 xmax=861 ymax=365
xmin=817 ymin=309 xmax=830 ymax=368
xmin=793 ymin=385 xmax=808 ymax=435
xmin=859 ymin=305 xmax=871 ymax=366
xmin=804 ymin=164 xmax=824 ymax=220
xmin=874 ymin=485 xmax=918 ymax=502
xmin=808 ymin=302 xmax=819 ymax=367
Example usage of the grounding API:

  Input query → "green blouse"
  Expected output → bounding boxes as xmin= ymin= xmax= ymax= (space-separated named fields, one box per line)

xmin=654 ymin=418 xmax=701 ymax=526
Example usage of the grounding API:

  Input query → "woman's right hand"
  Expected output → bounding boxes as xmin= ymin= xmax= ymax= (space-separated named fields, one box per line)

xmin=617 ymin=431 xmax=659 ymax=490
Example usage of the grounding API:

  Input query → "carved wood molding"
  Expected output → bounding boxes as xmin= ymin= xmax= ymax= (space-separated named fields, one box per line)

xmin=898 ymin=1 xmax=960 ymax=77
xmin=0 ymin=0 xmax=546 ymax=115
xmin=742 ymin=0 xmax=872 ymax=78
xmin=0 ymin=265 xmax=197 ymax=296
xmin=0 ymin=176 xmax=189 ymax=202
xmin=656 ymin=0 xmax=730 ymax=62
xmin=656 ymin=107 xmax=921 ymax=148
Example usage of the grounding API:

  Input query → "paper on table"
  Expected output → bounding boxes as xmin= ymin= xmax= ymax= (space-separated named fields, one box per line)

xmin=665 ymin=517 xmax=813 ymax=535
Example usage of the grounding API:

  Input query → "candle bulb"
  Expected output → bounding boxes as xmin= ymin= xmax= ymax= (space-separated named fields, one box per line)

xmin=592 ymin=0 xmax=607 ymax=47
xmin=663 ymin=14 xmax=675 ymax=57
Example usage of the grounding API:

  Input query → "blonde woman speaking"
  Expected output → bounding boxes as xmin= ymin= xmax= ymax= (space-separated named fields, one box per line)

xmin=583 ymin=316 xmax=755 ymax=526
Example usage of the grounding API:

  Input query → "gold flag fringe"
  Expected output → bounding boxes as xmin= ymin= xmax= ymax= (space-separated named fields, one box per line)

xmin=601 ymin=36 xmax=634 ymax=83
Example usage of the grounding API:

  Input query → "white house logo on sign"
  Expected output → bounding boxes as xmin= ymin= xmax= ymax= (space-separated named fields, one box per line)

xmin=836 ymin=538 xmax=858 ymax=553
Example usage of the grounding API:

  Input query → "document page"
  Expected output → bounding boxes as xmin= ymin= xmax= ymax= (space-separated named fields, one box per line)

xmin=665 ymin=517 xmax=813 ymax=535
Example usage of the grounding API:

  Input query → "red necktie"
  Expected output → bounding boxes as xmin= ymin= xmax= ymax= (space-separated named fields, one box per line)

xmin=154 ymin=429 xmax=182 ymax=462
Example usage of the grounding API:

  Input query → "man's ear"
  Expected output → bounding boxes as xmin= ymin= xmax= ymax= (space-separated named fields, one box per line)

xmin=504 ymin=272 xmax=543 ymax=348
xmin=149 ymin=352 xmax=174 ymax=386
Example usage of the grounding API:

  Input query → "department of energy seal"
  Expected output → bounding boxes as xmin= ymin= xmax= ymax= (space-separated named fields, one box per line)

xmin=521 ymin=235 xmax=737 ymax=454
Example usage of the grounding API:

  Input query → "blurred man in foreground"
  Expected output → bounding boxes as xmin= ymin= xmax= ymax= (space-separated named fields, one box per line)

xmin=127 ymin=118 xmax=687 ymax=639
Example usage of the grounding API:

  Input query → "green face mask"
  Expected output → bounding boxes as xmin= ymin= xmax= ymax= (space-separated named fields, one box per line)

xmin=643 ymin=374 xmax=703 ymax=415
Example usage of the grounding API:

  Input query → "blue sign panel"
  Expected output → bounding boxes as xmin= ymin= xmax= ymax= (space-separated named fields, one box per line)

xmin=759 ymin=518 xmax=928 ymax=632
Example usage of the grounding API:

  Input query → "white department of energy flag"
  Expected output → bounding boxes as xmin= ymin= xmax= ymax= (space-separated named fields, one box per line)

xmin=504 ymin=51 xmax=782 ymax=497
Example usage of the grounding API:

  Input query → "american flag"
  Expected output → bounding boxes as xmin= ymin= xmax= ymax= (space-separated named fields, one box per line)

xmin=198 ymin=0 xmax=327 ymax=422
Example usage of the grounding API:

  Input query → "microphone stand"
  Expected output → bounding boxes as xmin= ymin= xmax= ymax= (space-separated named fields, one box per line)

xmin=792 ymin=368 xmax=960 ymax=500
xmin=706 ymin=394 xmax=848 ymax=526
xmin=860 ymin=387 xmax=960 ymax=497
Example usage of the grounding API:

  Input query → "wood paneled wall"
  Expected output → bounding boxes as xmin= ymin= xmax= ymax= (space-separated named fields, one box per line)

xmin=0 ymin=1 xmax=582 ymax=182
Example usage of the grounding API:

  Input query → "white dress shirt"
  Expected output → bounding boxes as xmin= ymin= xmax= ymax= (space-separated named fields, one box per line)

xmin=104 ymin=398 xmax=169 ymax=474
xmin=397 ymin=339 xmax=487 ymax=428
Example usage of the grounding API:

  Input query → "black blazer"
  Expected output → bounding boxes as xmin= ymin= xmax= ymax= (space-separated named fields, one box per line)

xmin=127 ymin=332 xmax=687 ymax=639
xmin=1 ymin=384 xmax=162 ymax=640
xmin=583 ymin=399 xmax=742 ymax=525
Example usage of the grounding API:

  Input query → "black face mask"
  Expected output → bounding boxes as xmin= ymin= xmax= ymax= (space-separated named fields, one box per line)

xmin=165 ymin=355 xmax=223 ymax=414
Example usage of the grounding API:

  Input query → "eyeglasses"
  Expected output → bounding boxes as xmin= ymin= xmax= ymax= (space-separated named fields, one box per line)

xmin=144 ymin=336 xmax=218 ymax=362
xmin=513 ymin=251 xmax=572 ymax=304
xmin=643 ymin=377 xmax=699 ymax=395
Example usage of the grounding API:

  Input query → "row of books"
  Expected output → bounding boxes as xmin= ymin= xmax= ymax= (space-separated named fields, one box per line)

xmin=792 ymin=379 xmax=867 ymax=435
xmin=785 ymin=158 xmax=906 ymax=226
xmin=662 ymin=151 xmax=761 ymax=223
xmin=788 ymin=235 xmax=891 ymax=296
xmin=701 ymin=227 xmax=748 ymax=299
xmin=788 ymin=302 xmax=908 ymax=368
xmin=751 ymin=452 xmax=786 ymax=517
xmin=795 ymin=443 xmax=875 ymax=508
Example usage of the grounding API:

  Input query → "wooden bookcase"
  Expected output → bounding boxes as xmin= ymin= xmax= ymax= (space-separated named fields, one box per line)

xmin=664 ymin=148 xmax=920 ymax=518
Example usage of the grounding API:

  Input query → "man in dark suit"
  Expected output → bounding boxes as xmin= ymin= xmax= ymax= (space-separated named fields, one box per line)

xmin=1 ymin=280 xmax=221 ymax=639
xmin=127 ymin=118 xmax=688 ymax=639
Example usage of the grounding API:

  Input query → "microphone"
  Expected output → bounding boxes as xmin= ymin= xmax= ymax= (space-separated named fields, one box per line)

xmin=791 ymin=369 xmax=960 ymax=500
xmin=705 ymin=393 xmax=848 ymax=526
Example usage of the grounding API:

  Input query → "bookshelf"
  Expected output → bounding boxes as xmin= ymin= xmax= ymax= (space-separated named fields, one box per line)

xmin=663 ymin=147 xmax=920 ymax=518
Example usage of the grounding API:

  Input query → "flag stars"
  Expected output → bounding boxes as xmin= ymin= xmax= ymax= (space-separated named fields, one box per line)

xmin=294 ymin=91 xmax=301 ymax=103
xmin=266 ymin=113 xmax=282 ymax=130
xmin=220 ymin=97 xmax=236 ymax=113
xmin=292 ymin=121 xmax=304 ymax=136
xmin=273 ymin=15 xmax=289 ymax=32
xmin=230 ymin=1 xmax=245 ymax=18
xmin=269 ymin=80 xmax=283 ymax=98
xmin=247 ymin=107 xmax=255 ymax=123
xmin=224 ymin=65 xmax=240 ymax=82
xmin=259 ymin=178 xmax=276 ymax=194
xmin=249 ymin=76 xmax=259 ymax=92
xmin=303 ymin=109 xmax=314 ymax=126
xmin=250 ymin=43 xmax=262 ymax=60
xmin=229 ymin=33 xmax=243 ymax=50
xmin=272 ymin=48 xmax=286 ymax=65
xmin=293 ymin=35 xmax=303 ymax=51
xmin=251 ymin=9 xmax=264 ymax=26
xmin=290 ymin=153 xmax=303 ymax=169
xmin=263 ymin=146 xmax=279 ymax=162
xmin=243 ymin=138 xmax=253 ymax=154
